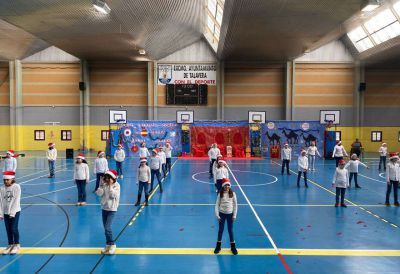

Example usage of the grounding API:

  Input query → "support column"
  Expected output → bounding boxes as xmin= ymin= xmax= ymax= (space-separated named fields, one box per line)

xmin=353 ymin=61 xmax=361 ymax=134
xmin=221 ymin=62 xmax=225 ymax=120
xmin=291 ymin=60 xmax=296 ymax=121
xmin=216 ymin=62 xmax=221 ymax=120
xmin=153 ymin=62 xmax=158 ymax=120
xmin=80 ymin=60 xmax=90 ymax=150
xmin=147 ymin=62 xmax=153 ymax=120
xmin=359 ymin=64 xmax=365 ymax=127
xmin=9 ymin=60 xmax=23 ymax=150
xmin=285 ymin=61 xmax=291 ymax=120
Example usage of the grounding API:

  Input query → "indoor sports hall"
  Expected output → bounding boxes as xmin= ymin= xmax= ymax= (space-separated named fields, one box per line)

xmin=0 ymin=1 xmax=400 ymax=274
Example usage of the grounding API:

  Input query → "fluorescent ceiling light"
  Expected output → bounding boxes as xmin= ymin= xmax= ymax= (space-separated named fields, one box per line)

xmin=93 ymin=0 xmax=111 ymax=15
xmin=138 ymin=49 xmax=146 ymax=55
xmin=361 ymin=0 xmax=380 ymax=12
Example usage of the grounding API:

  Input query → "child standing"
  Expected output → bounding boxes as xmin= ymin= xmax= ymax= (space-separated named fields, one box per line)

xmin=149 ymin=149 xmax=163 ymax=193
xmin=157 ymin=145 xmax=167 ymax=178
xmin=214 ymin=178 xmax=238 ymax=255
xmin=74 ymin=154 xmax=90 ymax=206
xmin=0 ymin=171 xmax=21 ymax=255
xmin=332 ymin=141 xmax=348 ymax=167
xmin=208 ymin=144 xmax=221 ymax=178
xmin=213 ymin=159 xmax=229 ymax=192
xmin=46 ymin=143 xmax=57 ymax=178
xmin=95 ymin=170 xmax=120 ymax=255
xmin=165 ymin=143 xmax=173 ymax=173
xmin=378 ymin=143 xmax=388 ymax=171
xmin=135 ymin=158 xmax=151 ymax=206
xmin=344 ymin=154 xmax=369 ymax=189
xmin=93 ymin=151 xmax=108 ymax=192
xmin=139 ymin=142 xmax=150 ymax=160
xmin=281 ymin=143 xmax=291 ymax=175
xmin=114 ymin=144 xmax=125 ymax=179
xmin=297 ymin=150 xmax=309 ymax=188
xmin=385 ymin=153 xmax=399 ymax=206
xmin=2 ymin=150 xmax=17 ymax=172
xmin=332 ymin=159 xmax=349 ymax=207
xmin=306 ymin=141 xmax=320 ymax=171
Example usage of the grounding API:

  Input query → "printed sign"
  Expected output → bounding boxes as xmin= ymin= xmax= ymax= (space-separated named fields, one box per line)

xmin=158 ymin=64 xmax=217 ymax=85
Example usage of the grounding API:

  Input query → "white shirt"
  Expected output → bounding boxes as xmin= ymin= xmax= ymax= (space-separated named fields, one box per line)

xmin=332 ymin=145 xmax=347 ymax=157
xmin=165 ymin=146 xmax=172 ymax=158
xmin=114 ymin=149 xmax=125 ymax=162
xmin=214 ymin=167 xmax=229 ymax=181
xmin=149 ymin=156 xmax=162 ymax=170
xmin=379 ymin=146 xmax=388 ymax=157
xmin=74 ymin=163 xmax=90 ymax=181
xmin=298 ymin=155 xmax=309 ymax=171
xmin=46 ymin=148 xmax=57 ymax=161
xmin=345 ymin=160 xmax=367 ymax=173
xmin=208 ymin=147 xmax=221 ymax=161
xmin=0 ymin=183 xmax=21 ymax=218
xmin=94 ymin=157 xmax=109 ymax=174
xmin=2 ymin=157 xmax=17 ymax=172
xmin=386 ymin=162 xmax=400 ymax=182
xmin=137 ymin=165 xmax=151 ymax=183
xmin=139 ymin=147 xmax=150 ymax=158
xmin=96 ymin=182 xmax=120 ymax=211
xmin=281 ymin=148 xmax=291 ymax=160
xmin=332 ymin=168 xmax=349 ymax=188
xmin=307 ymin=146 xmax=320 ymax=157
xmin=215 ymin=191 xmax=237 ymax=219
xmin=158 ymin=151 xmax=166 ymax=164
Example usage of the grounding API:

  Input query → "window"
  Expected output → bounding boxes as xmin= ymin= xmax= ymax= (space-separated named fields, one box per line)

xmin=371 ymin=131 xmax=382 ymax=142
xmin=34 ymin=130 xmax=45 ymax=141
xmin=204 ymin=0 xmax=225 ymax=52
xmin=101 ymin=130 xmax=109 ymax=141
xmin=61 ymin=130 xmax=72 ymax=141
xmin=335 ymin=131 xmax=341 ymax=142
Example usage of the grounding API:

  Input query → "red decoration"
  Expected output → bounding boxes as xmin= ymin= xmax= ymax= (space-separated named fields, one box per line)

xmin=131 ymin=144 xmax=139 ymax=153
xmin=140 ymin=127 xmax=148 ymax=137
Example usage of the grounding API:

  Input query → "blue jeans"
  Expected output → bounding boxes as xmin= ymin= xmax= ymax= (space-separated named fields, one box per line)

xmin=116 ymin=161 xmax=123 ymax=176
xmin=4 ymin=212 xmax=20 ymax=245
xmin=379 ymin=156 xmax=387 ymax=170
xmin=281 ymin=159 xmax=290 ymax=174
xmin=386 ymin=180 xmax=399 ymax=204
xmin=335 ymin=187 xmax=346 ymax=204
xmin=150 ymin=169 xmax=162 ymax=191
xmin=216 ymin=179 xmax=223 ymax=192
xmin=76 ymin=180 xmax=87 ymax=202
xmin=308 ymin=155 xmax=316 ymax=170
xmin=217 ymin=212 xmax=234 ymax=242
xmin=349 ymin=172 xmax=358 ymax=187
xmin=166 ymin=158 xmax=172 ymax=172
xmin=102 ymin=210 xmax=116 ymax=245
xmin=95 ymin=173 xmax=105 ymax=191
xmin=138 ymin=181 xmax=149 ymax=196
xmin=48 ymin=160 xmax=55 ymax=176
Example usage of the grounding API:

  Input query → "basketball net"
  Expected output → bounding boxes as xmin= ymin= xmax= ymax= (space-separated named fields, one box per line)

xmin=325 ymin=120 xmax=333 ymax=130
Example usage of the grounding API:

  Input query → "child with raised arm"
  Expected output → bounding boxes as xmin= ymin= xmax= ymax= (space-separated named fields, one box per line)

xmin=332 ymin=160 xmax=349 ymax=207
xmin=344 ymin=154 xmax=369 ymax=189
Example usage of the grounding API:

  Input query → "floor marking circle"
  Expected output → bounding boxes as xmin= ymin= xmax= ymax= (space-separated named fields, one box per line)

xmin=23 ymin=178 xmax=72 ymax=186
xmin=192 ymin=170 xmax=278 ymax=187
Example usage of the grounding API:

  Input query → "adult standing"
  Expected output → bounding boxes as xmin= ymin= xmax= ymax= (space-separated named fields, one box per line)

xmin=350 ymin=138 xmax=363 ymax=158
xmin=385 ymin=153 xmax=399 ymax=206
xmin=165 ymin=143 xmax=173 ymax=173
xmin=332 ymin=141 xmax=348 ymax=167
xmin=378 ymin=143 xmax=388 ymax=171
xmin=46 ymin=143 xmax=57 ymax=178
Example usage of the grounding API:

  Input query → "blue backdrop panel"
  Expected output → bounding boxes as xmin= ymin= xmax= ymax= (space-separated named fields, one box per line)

xmin=110 ymin=121 xmax=182 ymax=157
xmin=261 ymin=121 xmax=324 ymax=157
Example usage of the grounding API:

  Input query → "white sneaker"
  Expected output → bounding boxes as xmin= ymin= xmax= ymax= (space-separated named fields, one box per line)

xmin=108 ymin=244 xmax=116 ymax=255
xmin=80 ymin=202 xmax=87 ymax=206
xmin=101 ymin=245 xmax=110 ymax=254
xmin=76 ymin=202 xmax=81 ymax=206
xmin=9 ymin=244 xmax=20 ymax=255
xmin=120 ymin=175 xmax=123 ymax=179
xmin=2 ymin=245 xmax=13 ymax=255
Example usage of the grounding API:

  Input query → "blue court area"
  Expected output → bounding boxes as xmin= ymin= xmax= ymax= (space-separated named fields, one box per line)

xmin=1 ymin=153 xmax=400 ymax=273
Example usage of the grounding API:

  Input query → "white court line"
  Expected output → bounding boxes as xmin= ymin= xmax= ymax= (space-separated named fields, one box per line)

xmin=17 ymin=164 xmax=67 ymax=179
xmin=358 ymin=173 xmax=386 ymax=184
xmin=19 ymin=168 xmax=68 ymax=185
xmin=226 ymin=165 xmax=282 ymax=255
xmin=23 ymin=178 xmax=73 ymax=186
xmin=21 ymin=179 xmax=96 ymax=199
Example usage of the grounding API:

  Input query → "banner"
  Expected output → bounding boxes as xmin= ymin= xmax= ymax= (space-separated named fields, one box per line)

xmin=158 ymin=63 xmax=217 ymax=85
xmin=110 ymin=121 xmax=181 ymax=157
xmin=261 ymin=121 xmax=324 ymax=157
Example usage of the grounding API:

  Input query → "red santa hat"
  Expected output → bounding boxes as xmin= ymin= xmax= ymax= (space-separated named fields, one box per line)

xmin=221 ymin=178 xmax=231 ymax=188
xmin=76 ymin=154 xmax=85 ymax=160
xmin=3 ymin=171 xmax=15 ymax=179
xmin=117 ymin=143 xmax=122 ymax=147
xmin=97 ymin=150 xmax=105 ymax=156
xmin=48 ymin=143 xmax=55 ymax=147
xmin=104 ymin=169 xmax=118 ymax=179
xmin=284 ymin=142 xmax=288 ymax=146
xmin=337 ymin=141 xmax=342 ymax=145
xmin=338 ymin=159 xmax=346 ymax=165
xmin=6 ymin=150 xmax=14 ymax=157
xmin=218 ymin=159 xmax=227 ymax=166
xmin=140 ymin=158 xmax=147 ymax=163
xmin=301 ymin=149 xmax=307 ymax=154
xmin=389 ymin=152 xmax=399 ymax=160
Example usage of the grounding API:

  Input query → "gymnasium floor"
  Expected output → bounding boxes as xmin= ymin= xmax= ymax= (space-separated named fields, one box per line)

xmin=1 ymin=153 xmax=399 ymax=273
